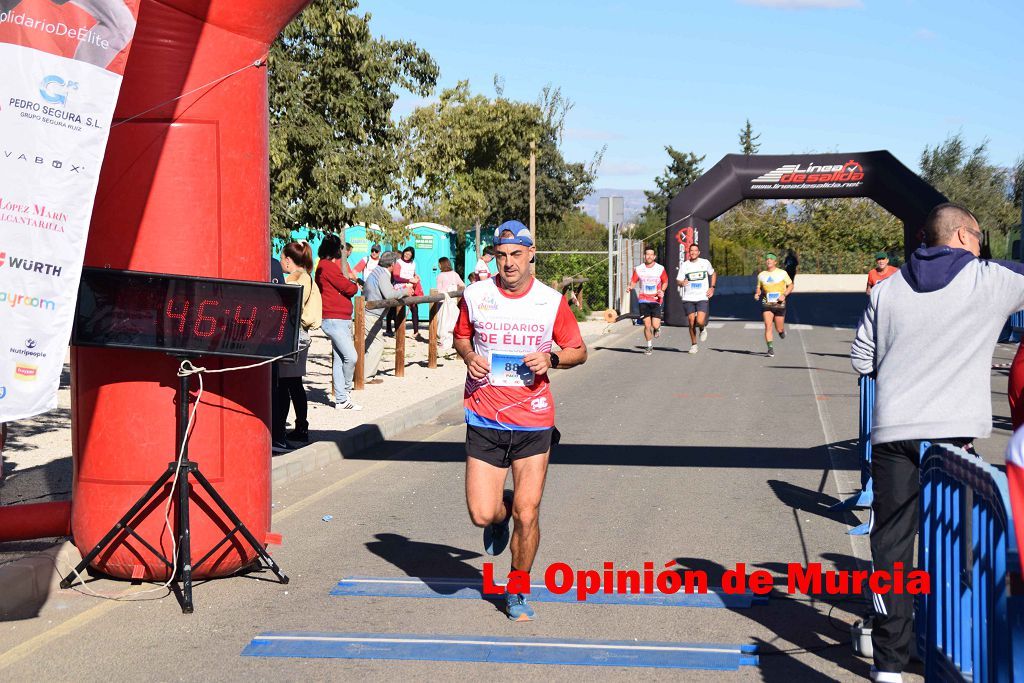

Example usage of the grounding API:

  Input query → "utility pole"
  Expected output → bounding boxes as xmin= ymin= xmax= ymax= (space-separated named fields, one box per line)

xmin=475 ymin=221 xmax=481 ymax=259
xmin=599 ymin=196 xmax=624 ymax=310
xmin=604 ymin=199 xmax=613 ymax=310
xmin=529 ymin=142 xmax=536 ymax=244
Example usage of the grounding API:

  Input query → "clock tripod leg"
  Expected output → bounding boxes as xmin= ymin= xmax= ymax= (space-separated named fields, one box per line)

xmin=191 ymin=467 xmax=289 ymax=584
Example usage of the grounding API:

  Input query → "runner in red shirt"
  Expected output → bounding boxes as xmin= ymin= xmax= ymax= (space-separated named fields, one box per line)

xmin=866 ymin=252 xmax=899 ymax=294
xmin=628 ymin=247 xmax=668 ymax=355
xmin=454 ymin=220 xmax=588 ymax=622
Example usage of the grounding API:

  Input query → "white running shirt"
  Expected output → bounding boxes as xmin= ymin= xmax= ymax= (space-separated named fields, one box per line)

xmin=677 ymin=258 xmax=715 ymax=302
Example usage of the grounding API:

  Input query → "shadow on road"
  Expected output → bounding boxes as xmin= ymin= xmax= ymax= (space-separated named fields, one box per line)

xmin=676 ymin=554 xmax=870 ymax=681
xmin=710 ymin=348 xmax=766 ymax=356
xmin=592 ymin=346 xmax=685 ymax=354
xmin=767 ymin=479 xmax=862 ymax=526
xmin=702 ymin=293 xmax=867 ymax=330
xmin=352 ymin=437 xmax=860 ymax=471
xmin=363 ymin=533 xmax=503 ymax=611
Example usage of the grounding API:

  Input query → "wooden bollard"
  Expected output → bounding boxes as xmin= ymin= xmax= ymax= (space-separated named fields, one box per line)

xmin=394 ymin=304 xmax=406 ymax=377
xmin=428 ymin=288 xmax=439 ymax=369
xmin=353 ymin=296 xmax=365 ymax=390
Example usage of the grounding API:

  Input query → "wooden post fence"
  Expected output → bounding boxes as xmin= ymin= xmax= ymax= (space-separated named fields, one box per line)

xmin=427 ymin=288 xmax=440 ymax=369
xmin=394 ymin=304 xmax=406 ymax=377
xmin=353 ymin=296 xmax=365 ymax=391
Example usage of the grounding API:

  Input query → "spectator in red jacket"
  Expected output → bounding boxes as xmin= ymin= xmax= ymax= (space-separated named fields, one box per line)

xmin=314 ymin=233 xmax=361 ymax=411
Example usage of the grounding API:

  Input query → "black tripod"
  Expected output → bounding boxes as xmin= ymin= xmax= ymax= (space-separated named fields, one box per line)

xmin=60 ymin=362 xmax=289 ymax=613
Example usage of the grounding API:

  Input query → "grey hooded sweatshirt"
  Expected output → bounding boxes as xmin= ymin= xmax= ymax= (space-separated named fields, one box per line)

xmin=851 ymin=246 xmax=1024 ymax=445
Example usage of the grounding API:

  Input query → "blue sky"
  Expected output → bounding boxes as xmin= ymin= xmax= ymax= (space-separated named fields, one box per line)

xmin=362 ymin=0 xmax=1023 ymax=191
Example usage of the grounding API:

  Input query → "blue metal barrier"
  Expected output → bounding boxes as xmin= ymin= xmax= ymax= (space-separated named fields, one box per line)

xmin=1002 ymin=310 xmax=1024 ymax=343
xmin=831 ymin=375 xmax=874 ymax=535
xmin=916 ymin=442 xmax=1024 ymax=682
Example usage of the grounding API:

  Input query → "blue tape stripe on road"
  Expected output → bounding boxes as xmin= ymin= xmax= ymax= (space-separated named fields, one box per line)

xmin=330 ymin=576 xmax=767 ymax=608
xmin=242 ymin=632 xmax=759 ymax=670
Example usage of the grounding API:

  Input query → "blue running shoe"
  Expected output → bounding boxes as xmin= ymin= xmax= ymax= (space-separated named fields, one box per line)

xmin=505 ymin=592 xmax=535 ymax=621
xmin=483 ymin=490 xmax=513 ymax=556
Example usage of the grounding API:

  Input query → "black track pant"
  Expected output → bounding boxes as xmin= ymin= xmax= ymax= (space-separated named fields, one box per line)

xmin=273 ymin=377 xmax=308 ymax=435
xmin=870 ymin=438 xmax=973 ymax=673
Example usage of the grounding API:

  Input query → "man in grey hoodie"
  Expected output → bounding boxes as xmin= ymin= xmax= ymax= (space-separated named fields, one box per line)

xmin=362 ymin=251 xmax=406 ymax=382
xmin=851 ymin=202 xmax=1024 ymax=682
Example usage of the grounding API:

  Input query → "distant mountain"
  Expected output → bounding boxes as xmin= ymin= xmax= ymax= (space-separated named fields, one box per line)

xmin=580 ymin=189 xmax=648 ymax=224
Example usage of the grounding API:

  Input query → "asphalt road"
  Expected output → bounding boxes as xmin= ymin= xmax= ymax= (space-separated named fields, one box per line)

xmin=0 ymin=293 xmax=1016 ymax=681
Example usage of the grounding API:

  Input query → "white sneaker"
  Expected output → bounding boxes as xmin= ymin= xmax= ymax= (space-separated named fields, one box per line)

xmin=869 ymin=667 xmax=903 ymax=683
xmin=699 ymin=327 xmax=708 ymax=342
xmin=688 ymin=345 xmax=699 ymax=354
xmin=335 ymin=400 xmax=363 ymax=411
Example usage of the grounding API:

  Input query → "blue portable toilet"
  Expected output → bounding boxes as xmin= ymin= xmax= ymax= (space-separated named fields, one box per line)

xmin=341 ymin=224 xmax=382 ymax=273
xmin=464 ymin=227 xmax=497 ymax=281
xmin=272 ymin=223 xmax=454 ymax=318
xmin=395 ymin=222 xmax=456 ymax=319
xmin=273 ymin=225 xmax=380 ymax=289
xmin=271 ymin=226 xmax=328 ymax=260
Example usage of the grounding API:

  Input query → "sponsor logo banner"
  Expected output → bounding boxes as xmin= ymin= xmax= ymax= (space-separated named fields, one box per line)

xmin=0 ymin=1 xmax=139 ymax=421
xmin=750 ymin=159 xmax=866 ymax=191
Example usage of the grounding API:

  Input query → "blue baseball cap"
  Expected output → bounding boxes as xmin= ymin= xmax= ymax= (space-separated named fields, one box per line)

xmin=494 ymin=220 xmax=534 ymax=247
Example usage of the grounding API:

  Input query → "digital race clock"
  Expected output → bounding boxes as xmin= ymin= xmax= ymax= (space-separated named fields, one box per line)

xmin=72 ymin=268 xmax=302 ymax=360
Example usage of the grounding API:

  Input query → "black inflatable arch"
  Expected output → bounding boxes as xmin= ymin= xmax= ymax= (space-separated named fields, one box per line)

xmin=663 ymin=150 xmax=947 ymax=325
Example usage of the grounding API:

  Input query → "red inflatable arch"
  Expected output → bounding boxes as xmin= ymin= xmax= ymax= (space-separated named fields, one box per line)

xmin=68 ymin=0 xmax=310 ymax=580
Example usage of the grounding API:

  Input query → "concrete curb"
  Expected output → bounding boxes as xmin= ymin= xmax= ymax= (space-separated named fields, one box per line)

xmin=270 ymin=386 xmax=465 ymax=488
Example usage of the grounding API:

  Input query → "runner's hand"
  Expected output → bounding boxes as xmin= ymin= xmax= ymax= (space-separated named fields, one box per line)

xmin=465 ymin=352 xmax=490 ymax=380
xmin=522 ymin=351 xmax=552 ymax=376
xmin=708 ymin=287 xmax=715 ymax=299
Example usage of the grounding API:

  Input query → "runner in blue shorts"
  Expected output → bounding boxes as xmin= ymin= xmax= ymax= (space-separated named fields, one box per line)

xmin=676 ymin=244 xmax=716 ymax=354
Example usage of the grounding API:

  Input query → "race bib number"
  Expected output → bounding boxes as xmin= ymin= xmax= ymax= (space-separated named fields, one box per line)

xmin=642 ymin=282 xmax=657 ymax=294
xmin=489 ymin=352 xmax=535 ymax=387
xmin=688 ymin=281 xmax=704 ymax=290
xmin=767 ymin=292 xmax=781 ymax=303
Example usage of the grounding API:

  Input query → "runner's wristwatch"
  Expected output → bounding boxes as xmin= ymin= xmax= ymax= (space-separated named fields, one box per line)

xmin=549 ymin=352 xmax=560 ymax=369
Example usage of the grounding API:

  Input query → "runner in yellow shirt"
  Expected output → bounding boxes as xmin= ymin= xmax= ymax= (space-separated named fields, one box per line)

xmin=754 ymin=253 xmax=794 ymax=358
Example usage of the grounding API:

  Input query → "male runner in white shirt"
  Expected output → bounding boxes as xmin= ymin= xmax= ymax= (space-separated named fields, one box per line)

xmin=676 ymin=244 xmax=716 ymax=354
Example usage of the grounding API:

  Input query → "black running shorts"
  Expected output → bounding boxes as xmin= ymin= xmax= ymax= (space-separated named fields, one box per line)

xmin=638 ymin=302 xmax=662 ymax=319
xmin=682 ymin=300 xmax=709 ymax=316
xmin=762 ymin=303 xmax=786 ymax=316
xmin=466 ymin=425 xmax=560 ymax=468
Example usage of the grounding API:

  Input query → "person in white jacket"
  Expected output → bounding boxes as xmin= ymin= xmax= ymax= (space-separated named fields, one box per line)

xmin=434 ymin=257 xmax=465 ymax=355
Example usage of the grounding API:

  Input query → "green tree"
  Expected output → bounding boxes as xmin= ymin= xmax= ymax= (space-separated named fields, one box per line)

xmin=920 ymin=133 xmax=1019 ymax=256
xmin=535 ymin=210 xmax=609 ymax=310
xmin=627 ymin=146 xmax=705 ymax=252
xmin=712 ymin=198 xmax=904 ymax=275
xmin=268 ymin=0 xmax=438 ymax=238
xmin=738 ymin=119 xmax=761 ymax=155
xmin=399 ymin=81 xmax=600 ymax=231
xmin=644 ymin=146 xmax=705 ymax=221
